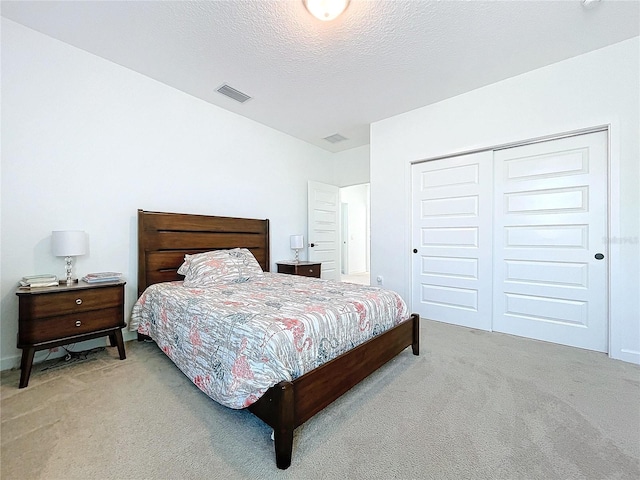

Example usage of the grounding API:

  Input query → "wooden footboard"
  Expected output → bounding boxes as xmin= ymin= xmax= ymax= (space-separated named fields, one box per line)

xmin=248 ymin=313 xmax=420 ymax=469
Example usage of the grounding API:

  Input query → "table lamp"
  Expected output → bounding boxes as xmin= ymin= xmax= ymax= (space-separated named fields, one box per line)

xmin=290 ymin=235 xmax=304 ymax=263
xmin=52 ymin=230 xmax=88 ymax=285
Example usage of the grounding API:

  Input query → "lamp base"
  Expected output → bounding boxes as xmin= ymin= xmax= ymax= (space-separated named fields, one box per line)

xmin=59 ymin=278 xmax=79 ymax=286
xmin=62 ymin=256 xmax=77 ymax=286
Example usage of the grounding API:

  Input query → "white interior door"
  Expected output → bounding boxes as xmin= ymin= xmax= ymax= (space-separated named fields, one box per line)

xmin=493 ymin=131 xmax=608 ymax=352
xmin=308 ymin=181 xmax=340 ymax=281
xmin=411 ymin=151 xmax=494 ymax=330
xmin=410 ymin=130 xmax=609 ymax=353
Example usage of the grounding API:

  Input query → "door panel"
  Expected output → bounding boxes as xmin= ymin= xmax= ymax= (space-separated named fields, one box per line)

xmin=308 ymin=181 xmax=340 ymax=281
xmin=411 ymin=130 xmax=608 ymax=353
xmin=493 ymin=131 xmax=608 ymax=352
xmin=411 ymin=151 xmax=493 ymax=330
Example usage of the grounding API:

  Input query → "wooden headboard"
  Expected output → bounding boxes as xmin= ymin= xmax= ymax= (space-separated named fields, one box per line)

xmin=137 ymin=209 xmax=270 ymax=296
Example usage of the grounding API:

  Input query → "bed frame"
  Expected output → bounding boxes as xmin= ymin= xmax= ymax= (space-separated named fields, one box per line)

xmin=137 ymin=209 xmax=420 ymax=469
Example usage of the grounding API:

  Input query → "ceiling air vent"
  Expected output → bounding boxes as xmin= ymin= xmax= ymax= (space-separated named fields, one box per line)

xmin=323 ymin=133 xmax=348 ymax=144
xmin=216 ymin=84 xmax=252 ymax=103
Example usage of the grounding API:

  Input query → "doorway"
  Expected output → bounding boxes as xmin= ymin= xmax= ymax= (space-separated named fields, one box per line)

xmin=340 ymin=183 xmax=370 ymax=285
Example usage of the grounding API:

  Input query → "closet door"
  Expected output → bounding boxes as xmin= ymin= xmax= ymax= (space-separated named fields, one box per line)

xmin=411 ymin=151 xmax=493 ymax=330
xmin=493 ymin=131 xmax=608 ymax=352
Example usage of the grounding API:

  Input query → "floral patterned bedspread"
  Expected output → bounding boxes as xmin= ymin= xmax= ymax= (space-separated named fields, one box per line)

xmin=129 ymin=273 xmax=409 ymax=409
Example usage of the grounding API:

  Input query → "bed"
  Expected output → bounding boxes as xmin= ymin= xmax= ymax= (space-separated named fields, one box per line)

xmin=132 ymin=209 xmax=420 ymax=469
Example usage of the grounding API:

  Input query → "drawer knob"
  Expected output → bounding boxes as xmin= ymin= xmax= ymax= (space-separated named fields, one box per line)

xmin=75 ymin=320 xmax=82 ymax=327
xmin=308 ymin=269 xmax=313 ymax=273
xmin=75 ymin=298 xmax=83 ymax=305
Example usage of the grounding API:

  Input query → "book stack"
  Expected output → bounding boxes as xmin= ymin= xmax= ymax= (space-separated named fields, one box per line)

xmin=82 ymin=272 xmax=123 ymax=284
xmin=19 ymin=274 xmax=59 ymax=288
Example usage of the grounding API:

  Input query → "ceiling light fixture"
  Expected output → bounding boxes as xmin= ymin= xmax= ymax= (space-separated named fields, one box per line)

xmin=303 ymin=0 xmax=350 ymax=21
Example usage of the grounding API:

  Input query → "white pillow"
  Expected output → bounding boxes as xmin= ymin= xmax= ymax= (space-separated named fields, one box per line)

xmin=178 ymin=248 xmax=263 ymax=287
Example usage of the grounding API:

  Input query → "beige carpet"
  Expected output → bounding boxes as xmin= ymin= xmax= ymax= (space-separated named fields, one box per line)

xmin=1 ymin=320 xmax=639 ymax=480
xmin=341 ymin=273 xmax=370 ymax=285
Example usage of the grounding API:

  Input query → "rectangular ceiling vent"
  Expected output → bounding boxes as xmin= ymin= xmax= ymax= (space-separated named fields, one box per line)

xmin=323 ymin=133 xmax=348 ymax=144
xmin=216 ymin=84 xmax=252 ymax=103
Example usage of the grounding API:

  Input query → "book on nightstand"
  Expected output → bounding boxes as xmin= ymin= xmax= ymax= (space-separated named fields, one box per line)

xmin=82 ymin=272 xmax=123 ymax=283
xmin=19 ymin=274 xmax=59 ymax=288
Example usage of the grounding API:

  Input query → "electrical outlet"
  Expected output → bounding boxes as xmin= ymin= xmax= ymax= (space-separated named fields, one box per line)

xmin=376 ymin=275 xmax=383 ymax=285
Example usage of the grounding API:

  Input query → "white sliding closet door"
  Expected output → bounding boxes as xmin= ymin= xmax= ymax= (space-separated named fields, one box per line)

xmin=411 ymin=151 xmax=493 ymax=330
xmin=411 ymin=130 xmax=609 ymax=352
xmin=493 ymin=132 xmax=608 ymax=352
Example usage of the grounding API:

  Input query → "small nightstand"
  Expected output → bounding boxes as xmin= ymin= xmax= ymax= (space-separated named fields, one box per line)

xmin=276 ymin=261 xmax=321 ymax=278
xmin=16 ymin=280 xmax=126 ymax=388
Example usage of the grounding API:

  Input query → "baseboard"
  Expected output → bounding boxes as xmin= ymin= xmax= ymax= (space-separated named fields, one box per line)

xmin=1 ymin=354 xmax=21 ymax=372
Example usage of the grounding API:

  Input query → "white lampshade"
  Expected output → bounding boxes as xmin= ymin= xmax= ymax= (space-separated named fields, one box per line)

xmin=290 ymin=235 xmax=304 ymax=250
xmin=52 ymin=230 xmax=88 ymax=257
xmin=303 ymin=0 xmax=350 ymax=21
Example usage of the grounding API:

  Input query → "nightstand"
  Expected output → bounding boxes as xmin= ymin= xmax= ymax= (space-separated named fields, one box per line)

xmin=16 ymin=280 xmax=126 ymax=388
xmin=276 ymin=261 xmax=321 ymax=278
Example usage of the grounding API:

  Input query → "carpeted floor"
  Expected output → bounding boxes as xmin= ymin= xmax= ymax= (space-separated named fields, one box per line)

xmin=1 ymin=319 xmax=639 ymax=479
xmin=341 ymin=272 xmax=370 ymax=285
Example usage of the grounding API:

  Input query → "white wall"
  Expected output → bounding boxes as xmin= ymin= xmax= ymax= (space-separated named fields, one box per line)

xmin=370 ymin=37 xmax=640 ymax=364
xmin=332 ymin=144 xmax=370 ymax=187
xmin=340 ymin=184 xmax=370 ymax=274
xmin=333 ymin=145 xmax=370 ymax=276
xmin=0 ymin=19 xmax=336 ymax=370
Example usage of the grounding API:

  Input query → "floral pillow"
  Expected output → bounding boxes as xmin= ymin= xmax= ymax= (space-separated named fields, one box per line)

xmin=178 ymin=248 xmax=264 ymax=287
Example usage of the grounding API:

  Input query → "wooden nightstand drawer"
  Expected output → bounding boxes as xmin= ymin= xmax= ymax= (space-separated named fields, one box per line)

xmin=20 ymin=286 xmax=122 ymax=318
xmin=18 ymin=307 xmax=123 ymax=345
xmin=277 ymin=263 xmax=296 ymax=275
xmin=296 ymin=264 xmax=320 ymax=277
xmin=276 ymin=261 xmax=322 ymax=278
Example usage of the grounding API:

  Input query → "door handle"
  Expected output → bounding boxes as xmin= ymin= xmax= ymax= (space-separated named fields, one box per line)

xmin=413 ymin=249 xmax=418 ymax=254
xmin=595 ymin=253 xmax=604 ymax=260
xmin=310 ymin=243 xmax=315 ymax=248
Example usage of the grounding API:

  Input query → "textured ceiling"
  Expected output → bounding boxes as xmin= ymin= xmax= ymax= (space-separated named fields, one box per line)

xmin=2 ymin=0 xmax=639 ymax=152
